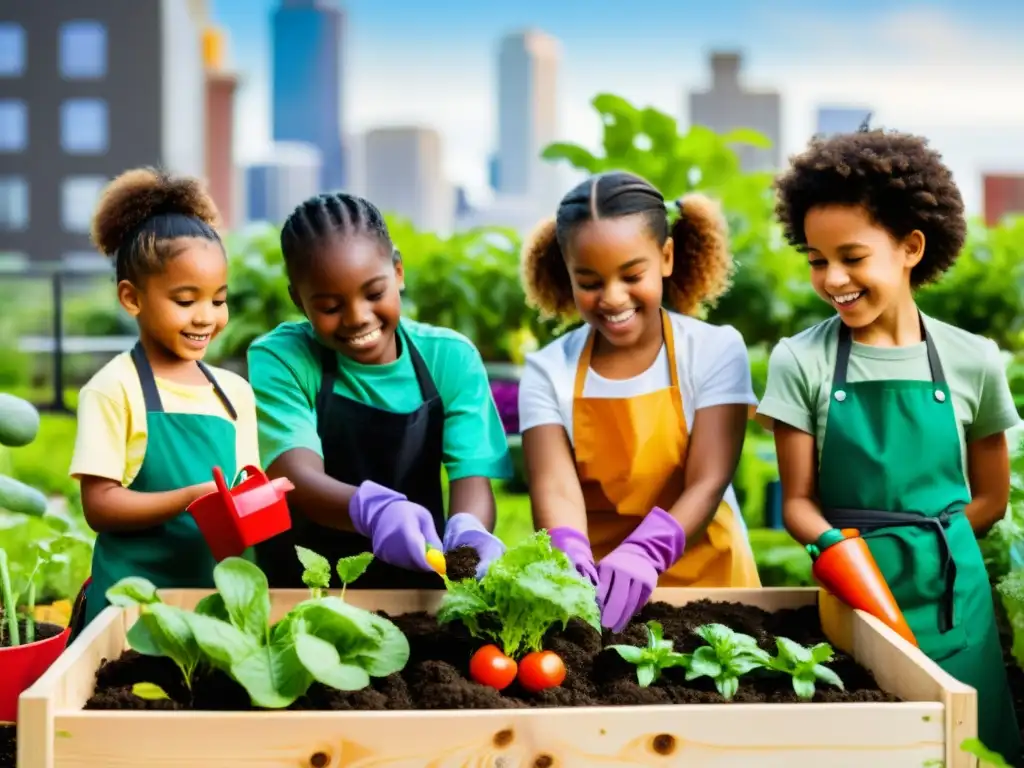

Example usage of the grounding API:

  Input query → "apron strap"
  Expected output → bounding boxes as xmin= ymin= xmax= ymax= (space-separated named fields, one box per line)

xmin=825 ymin=506 xmax=961 ymax=632
xmin=130 ymin=342 xmax=164 ymax=413
xmin=573 ymin=309 xmax=679 ymax=398
xmin=197 ymin=362 xmax=238 ymax=421
xmin=129 ymin=341 xmax=237 ymax=420
xmin=833 ymin=313 xmax=947 ymax=390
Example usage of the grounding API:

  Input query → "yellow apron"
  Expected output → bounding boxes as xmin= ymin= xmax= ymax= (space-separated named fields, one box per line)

xmin=571 ymin=310 xmax=761 ymax=588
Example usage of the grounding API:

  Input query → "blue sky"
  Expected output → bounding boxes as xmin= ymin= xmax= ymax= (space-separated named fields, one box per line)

xmin=209 ymin=0 xmax=1024 ymax=212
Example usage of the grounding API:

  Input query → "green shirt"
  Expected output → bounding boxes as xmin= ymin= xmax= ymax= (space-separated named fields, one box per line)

xmin=757 ymin=313 xmax=1019 ymax=476
xmin=247 ymin=318 xmax=513 ymax=482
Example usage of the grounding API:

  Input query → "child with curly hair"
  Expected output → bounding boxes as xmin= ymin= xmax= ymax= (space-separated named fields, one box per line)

xmin=519 ymin=171 xmax=760 ymax=633
xmin=67 ymin=168 xmax=260 ymax=635
xmin=758 ymin=130 xmax=1020 ymax=762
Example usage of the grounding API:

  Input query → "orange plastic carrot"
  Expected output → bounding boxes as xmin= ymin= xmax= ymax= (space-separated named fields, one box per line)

xmin=812 ymin=535 xmax=917 ymax=647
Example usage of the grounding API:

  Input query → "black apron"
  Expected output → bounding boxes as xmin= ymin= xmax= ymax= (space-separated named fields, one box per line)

xmin=257 ymin=325 xmax=446 ymax=589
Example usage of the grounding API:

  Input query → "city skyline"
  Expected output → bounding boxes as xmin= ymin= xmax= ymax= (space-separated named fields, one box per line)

xmin=210 ymin=0 xmax=1024 ymax=214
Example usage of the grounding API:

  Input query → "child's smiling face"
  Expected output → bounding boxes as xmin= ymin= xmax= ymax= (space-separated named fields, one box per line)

xmin=290 ymin=234 xmax=405 ymax=365
xmin=121 ymin=238 xmax=228 ymax=363
xmin=803 ymin=204 xmax=924 ymax=330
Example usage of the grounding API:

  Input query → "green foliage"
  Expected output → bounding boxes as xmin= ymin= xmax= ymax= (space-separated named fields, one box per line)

xmin=0 ymin=394 xmax=90 ymax=646
xmin=607 ymin=620 xmax=689 ymax=687
xmin=437 ymin=530 xmax=601 ymax=659
xmin=107 ymin=553 xmax=410 ymax=709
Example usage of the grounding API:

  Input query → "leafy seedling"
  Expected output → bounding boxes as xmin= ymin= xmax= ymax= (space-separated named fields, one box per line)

xmin=296 ymin=545 xmax=331 ymax=599
xmin=765 ymin=637 xmax=844 ymax=700
xmin=107 ymin=555 xmax=410 ymax=709
xmin=684 ymin=623 xmax=771 ymax=701
xmin=336 ymin=552 xmax=373 ymax=601
xmin=607 ymin=620 xmax=690 ymax=687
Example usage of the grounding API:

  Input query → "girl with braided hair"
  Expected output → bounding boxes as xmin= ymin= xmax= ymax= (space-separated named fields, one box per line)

xmin=519 ymin=171 xmax=761 ymax=633
xmin=247 ymin=192 xmax=511 ymax=589
xmin=68 ymin=167 xmax=260 ymax=635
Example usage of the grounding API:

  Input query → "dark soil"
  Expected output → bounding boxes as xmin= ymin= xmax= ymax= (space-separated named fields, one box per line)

xmin=0 ymin=725 xmax=13 ymax=768
xmin=0 ymin=619 xmax=63 ymax=649
xmin=445 ymin=545 xmax=480 ymax=582
xmin=83 ymin=598 xmax=896 ymax=711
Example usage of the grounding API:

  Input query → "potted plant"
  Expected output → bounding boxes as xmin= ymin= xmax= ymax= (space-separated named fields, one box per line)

xmin=0 ymin=394 xmax=72 ymax=725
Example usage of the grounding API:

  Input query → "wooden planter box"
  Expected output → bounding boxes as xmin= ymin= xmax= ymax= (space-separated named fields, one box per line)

xmin=19 ymin=587 xmax=976 ymax=768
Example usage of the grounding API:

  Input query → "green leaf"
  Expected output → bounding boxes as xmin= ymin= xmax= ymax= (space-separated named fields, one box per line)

xmin=231 ymin=640 xmax=312 ymax=709
xmin=355 ymin=611 xmax=411 ymax=677
xmin=637 ymin=663 xmax=657 ymax=688
xmin=775 ymin=636 xmax=811 ymax=664
xmin=645 ymin=620 xmax=664 ymax=648
xmin=184 ymin=612 xmax=260 ymax=671
xmin=718 ymin=127 xmax=773 ymax=149
xmin=716 ymin=675 xmax=739 ymax=700
xmin=213 ymin=557 xmax=270 ymax=640
xmin=792 ymin=674 xmax=816 ymax=700
xmin=131 ymin=682 xmax=170 ymax=701
xmin=610 ymin=644 xmax=646 ymax=665
xmin=540 ymin=142 xmax=603 ymax=173
xmin=194 ymin=592 xmax=230 ymax=622
xmin=812 ymin=664 xmax=844 ymax=690
xmin=294 ymin=632 xmax=371 ymax=691
xmin=336 ymin=552 xmax=373 ymax=586
xmin=295 ymin=545 xmax=331 ymax=590
xmin=140 ymin=604 xmax=200 ymax=673
xmin=106 ymin=577 xmax=159 ymax=607
xmin=960 ymin=738 xmax=1012 ymax=767
xmin=686 ymin=646 xmax=723 ymax=679
xmin=809 ymin=642 xmax=834 ymax=664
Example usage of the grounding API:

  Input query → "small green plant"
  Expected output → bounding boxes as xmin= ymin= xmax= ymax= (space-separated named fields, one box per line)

xmin=296 ymin=546 xmax=374 ymax=602
xmin=607 ymin=620 xmax=689 ymax=687
xmin=607 ymin=621 xmax=845 ymax=702
xmin=959 ymin=737 xmax=1012 ymax=767
xmin=683 ymin=623 xmax=771 ymax=700
xmin=108 ymin=548 xmax=408 ymax=709
xmin=765 ymin=636 xmax=844 ymax=700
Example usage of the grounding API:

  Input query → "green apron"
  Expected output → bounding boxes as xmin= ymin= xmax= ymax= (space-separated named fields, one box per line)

xmin=818 ymin=316 xmax=1021 ymax=765
xmin=74 ymin=342 xmax=238 ymax=634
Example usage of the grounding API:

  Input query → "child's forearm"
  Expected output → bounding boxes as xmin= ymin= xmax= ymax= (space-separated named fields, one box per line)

xmin=448 ymin=476 xmax=497 ymax=531
xmin=267 ymin=449 xmax=358 ymax=532
xmin=81 ymin=477 xmax=215 ymax=533
xmin=783 ymin=498 xmax=834 ymax=547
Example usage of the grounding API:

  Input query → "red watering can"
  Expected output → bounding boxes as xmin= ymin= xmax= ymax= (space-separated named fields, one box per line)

xmin=187 ymin=465 xmax=294 ymax=561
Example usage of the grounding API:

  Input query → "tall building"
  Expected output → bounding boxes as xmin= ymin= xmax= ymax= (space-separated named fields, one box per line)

xmin=363 ymin=127 xmax=452 ymax=234
xmin=0 ymin=0 xmax=205 ymax=268
xmin=982 ymin=173 xmax=1024 ymax=227
xmin=245 ymin=141 xmax=322 ymax=225
xmin=202 ymin=25 xmax=239 ymax=230
xmin=689 ymin=52 xmax=781 ymax=172
xmin=495 ymin=30 xmax=560 ymax=207
xmin=816 ymin=106 xmax=872 ymax=137
xmin=271 ymin=0 xmax=345 ymax=191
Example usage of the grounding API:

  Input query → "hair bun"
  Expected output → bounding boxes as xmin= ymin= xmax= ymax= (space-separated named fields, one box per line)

xmin=90 ymin=167 xmax=220 ymax=257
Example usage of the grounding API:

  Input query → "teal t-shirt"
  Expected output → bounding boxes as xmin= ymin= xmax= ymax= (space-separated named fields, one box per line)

xmin=247 ymin=318 xmax=513 ymax=482
xmin=756 ymin=313 xmax=1020 ymax=480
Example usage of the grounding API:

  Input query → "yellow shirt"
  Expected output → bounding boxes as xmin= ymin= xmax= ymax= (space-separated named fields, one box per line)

xmin=69 ymin=352 xmax=261 ymax=487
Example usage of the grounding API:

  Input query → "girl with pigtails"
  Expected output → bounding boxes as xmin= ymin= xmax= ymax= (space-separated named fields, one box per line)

xmin=518 ymin=171 xmax=760 ymax=634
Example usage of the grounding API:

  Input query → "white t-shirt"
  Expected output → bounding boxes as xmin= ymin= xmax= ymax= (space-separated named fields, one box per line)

xmin=518 ymin=311 xmax=758 ymax=527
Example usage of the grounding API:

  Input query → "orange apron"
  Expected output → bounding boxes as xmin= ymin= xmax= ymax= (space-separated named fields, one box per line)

xmin=571 ymin=310 xmax=761 ymax=588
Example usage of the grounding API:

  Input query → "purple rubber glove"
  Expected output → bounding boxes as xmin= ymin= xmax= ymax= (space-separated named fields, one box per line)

xmin=348 ymin=480 xmax=443 ymax=572
xmin=549 ymin=527 xmax=599 ymax=587
xmin=597 ymin=507 xmax=686 ymax=633
xmin=443 ymin=513 xmax=506 ymax=578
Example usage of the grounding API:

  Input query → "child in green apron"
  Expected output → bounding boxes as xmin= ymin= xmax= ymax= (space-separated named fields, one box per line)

xmin=756 ymin=127 xmax=1021 ymax=763
xmin=68 ymin=168 xmax=261 ymax=638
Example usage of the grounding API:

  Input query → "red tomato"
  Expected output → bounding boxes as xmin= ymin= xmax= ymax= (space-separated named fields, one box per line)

xmin=517 ymin=651 xmax=566 ymax=693
xmin=469 ymin=645 xmax=518 ymax=690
